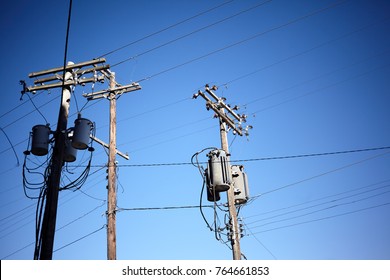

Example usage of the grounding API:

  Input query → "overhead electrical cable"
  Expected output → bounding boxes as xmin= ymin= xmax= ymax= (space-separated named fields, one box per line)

xmin=1 ymin=172 xmax=107 ymax=242
xmin=0 ymin=90 xmax=43 ymax=121
xmin=52 ymin=224 xmax=105 ymax=254
xmin=0 ymin=127 xmax=19 ymax=166
xmin=117 ymin=205 xmax=214 ymax=212
xmin=243 ymin=50 xmax=390 ymax=108
xmin=98 ymin=0 xmax=236 ymax=58
xmin=127 ymin=124 xmax=217 ymax=154
xmin=1 ymin=203 xmax=105 ymax=259
xmin=117 ymin=117 xmax=211 ymax=147
xmin=82 ymin=145 xmax=390 ymax=168
xmin=111 ymin=0 xmax=272 ymax=67
xmin=242 ymin=220 xmax=278 ymax=260
xmin=1 ymin=94 xmax=58 ymax=130
xmin=116 ymin=97 xmax=191 ymax=125
xmin=134 ymin=0 xmax=348 ymax=83
xmin=250 ymin=150 xmax=390 ymax=200
xmin=251 ymin=62 xmax=390 ymax=115
xmin=245 ymin=178 xmax=390 ymax=220
xmin=248 ymin=202 xmax=390 ymax=235
xmin=220 ymin=16 xmax=390 ymax=88
xmin=247 ymin=186 xmax=390 ymax=228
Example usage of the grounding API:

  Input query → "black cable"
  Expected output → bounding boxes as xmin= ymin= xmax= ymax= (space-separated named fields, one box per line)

xmin=0 ymin=90 xmax=42 ymax=120
xmin=34 ymin=187 xmax=47 ymax=260
xmin=0 ymin=127 xmax=20 ymax=166
xmin=26 ymin=93 xmax=49 ymax=125
xmin=60 ymin=0 xmax=72 ymax=94
xmin=200 ymin=179 xmax=214 ymax=231
xmin=1 ymin=94 xmax=58 ymax=131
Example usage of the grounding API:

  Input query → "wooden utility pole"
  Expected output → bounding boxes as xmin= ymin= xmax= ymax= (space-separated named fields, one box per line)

xmin=194 ymin=84 xmax=251 ymax=260
xmin=83 ymin=71 xmax=141 ymax=260
xmin=219 ymin=109 xmax=242 ymax=260
xmin=22 ymin=58 xmax=109 ymax=260
xmin=107 ymin=71 xmax=117 ymax=260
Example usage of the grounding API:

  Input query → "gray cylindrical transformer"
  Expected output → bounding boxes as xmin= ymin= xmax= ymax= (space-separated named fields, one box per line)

xmin=231 ymin=165 xmax=249 ymax=205
xmin=64 ymin=137 xmax=77 ymax=162
xmin=31 ymin=125 xmax=50 ymax=156
xmin=207 ymin=149 xmax=231 ymax=192
xmin=72 ymin=118 xmax=93 ymax=150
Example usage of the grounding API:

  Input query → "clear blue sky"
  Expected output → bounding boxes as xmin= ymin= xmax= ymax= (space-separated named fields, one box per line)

xmin=1 ymin=0 xmax=390 ymax=260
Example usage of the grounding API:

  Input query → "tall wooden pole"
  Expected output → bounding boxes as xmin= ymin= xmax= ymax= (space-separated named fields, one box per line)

xmin=107 ymin=71 xmax=117 ymax=260
xmin=82 ymin=70 xmax=140 ymax=260
xmin=219 ymin=108 xmax=242 ymax=260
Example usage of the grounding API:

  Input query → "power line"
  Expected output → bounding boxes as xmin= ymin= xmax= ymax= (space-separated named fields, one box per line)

xmin=25 ymin=93 xmax=49 ymax=125
xmin=251 ymin=62 xmax=390 ymax=115
xmin=252 ymin=149 xmax=390 ymax=199
xmin=244 ymin=178 xmax=390 ymax=220
xmin=111 ymin=0 xmax=272 ymax=67
xmin=248 ymin=202 xmax=390 ymax=235
xmin=55 ymin=201 xmax=105 ymax=232
xmin=53 ymin=224 xmax=105 ymax=254
xmin=82 ymin=145 xmax=390 ymax=168
xmin=134 ymin=0 xmax=348 ymax=83
xmin=116 ymin=97 xmax=191 ymax=125
xmin=0 ymin=90 xmax=43 ymax=121
xmin=247 ymin=186 xmax=390 ymax=229
xmin=242 ymin=220 xmax=277 ymax=260
xmin=98 ymin=0 xmax=236 ymax=58
xmin=127 ymin=124 xmax=217 ymax=154
xmin=220 ymin=17 xmax=390 ymax=91
xmin=0 ymin=127 xmax=20 ymax=167
xmin=117 ymin=205 xmax=214 ymax=212
xmin=1 ymin=95 xmax=58 ymax=130
xmin=1 ymin=200 xmax=106 ymax=259
xmin=0 ymin=188 xmax=106 ymax=244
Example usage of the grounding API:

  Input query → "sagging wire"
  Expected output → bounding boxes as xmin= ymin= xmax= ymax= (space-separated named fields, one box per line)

xmin=199 ymin=179 xmax=213 ymax=231
xmin=0 ymin=127 xmax=20 ymax=167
